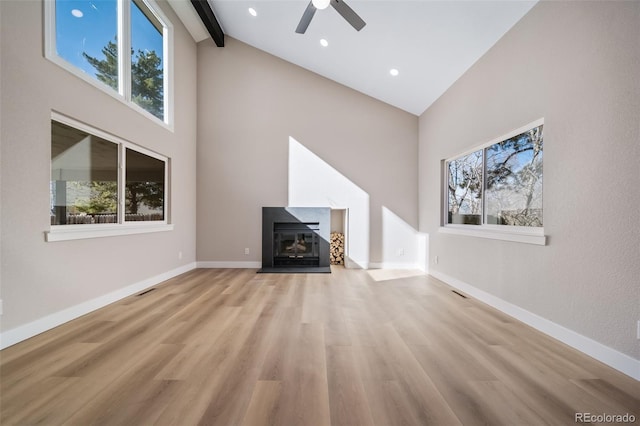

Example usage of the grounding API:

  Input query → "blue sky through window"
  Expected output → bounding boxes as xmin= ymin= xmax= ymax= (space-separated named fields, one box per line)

xmin=55 ymin=0 xmax=163 ymax=78
xmin=486 ymin=130 xmax=541 ymax=176
xmin=56 ymin=0 xmax=117 ymax=77
xmin=131 ymin=0 xmax=163 ymax=69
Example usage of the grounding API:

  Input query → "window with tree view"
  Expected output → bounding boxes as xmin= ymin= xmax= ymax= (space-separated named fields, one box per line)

xmin=51 ymin=118 xmax=168 ymax=226
xmin=51 ymin=121 xmax=118 ymax=225
xmin=130 ymin=0 xmax=164 ymax=119
xmin=48 ymin=0 xmax=169 ymax=122
xmin=126 ymin=148 xmax=165 ymax=221
xmin=446 ymin=122 xmax=543 ymax=228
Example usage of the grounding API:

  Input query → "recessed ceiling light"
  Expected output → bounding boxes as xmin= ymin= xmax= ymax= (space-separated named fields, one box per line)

xmin=248 ymin=7 xmax=257 ymax=17
xmin=390 ymin=68 xmax=399 ymax=76
xmin=71 ymin=9 xmax=83 ymax=18
xmin=320 ymin=38 xmax=329 ymax=47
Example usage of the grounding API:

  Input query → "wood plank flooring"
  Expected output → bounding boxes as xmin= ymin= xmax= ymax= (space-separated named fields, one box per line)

xmin=1 ymin=267 xmax=638 ymax=425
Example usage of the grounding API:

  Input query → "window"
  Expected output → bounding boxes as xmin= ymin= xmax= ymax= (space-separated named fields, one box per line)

xmin=125 ymin=148 xmax=165 ymax=221
xmin=49 ymin=114 xmax=171 ymax=241
xmin=45 ymin=0 xmax=172 ymax=125
xmin=443 ymin=119 xmax=544 ymax=244
xmin=130 ymin=0 xmax=165 ymax=120
xmin=484 ymin=125 xmax=543 ymax=227
xmin=447 ymin=150 xmax=483 ymax=225
xmin=51 ymin=121 xmax=119 ymax=225
xmin=54 ymin=0 xmax=118 ymax=87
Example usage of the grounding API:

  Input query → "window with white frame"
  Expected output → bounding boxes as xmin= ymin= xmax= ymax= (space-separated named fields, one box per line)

xmin=444 ymin=120 xmax=544 ymax=232
xmin=46 ymin=0 xmax=172 ymax=125
xmin=50 ymin=116 xmax=168 ymax=229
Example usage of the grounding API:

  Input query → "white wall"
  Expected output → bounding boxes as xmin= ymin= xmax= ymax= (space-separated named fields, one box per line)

xmin=196 ymin=37 xmax=419 ymax=269
xmin=419 ymin=1 xmax=639 ymax=374
xmin=288 ymin=137 xmax=371 ymax=268
xmin=0 ymin=0 xmax=198 ymax=343
xmin=330 ymin=209 xmax=344 ymax=234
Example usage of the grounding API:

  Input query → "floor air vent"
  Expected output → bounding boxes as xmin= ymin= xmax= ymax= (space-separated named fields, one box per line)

xmin=452 ymin=290 xmax=467 ymax=299
xmin=137 ymin=288 xmax=156 ymax=296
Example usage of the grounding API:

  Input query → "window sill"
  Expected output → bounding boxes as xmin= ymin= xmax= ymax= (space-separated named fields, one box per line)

xmin=45 ymin=56 xmax=174 ymax=133
xmin=45 ymin=223 xmax=174 ymax=242
xmin=439 ymin=225 xmax=546 ymax=246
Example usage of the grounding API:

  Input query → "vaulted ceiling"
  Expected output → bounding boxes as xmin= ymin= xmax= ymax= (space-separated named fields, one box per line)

xmin=168 ymin=0 xmax=537 ymax=115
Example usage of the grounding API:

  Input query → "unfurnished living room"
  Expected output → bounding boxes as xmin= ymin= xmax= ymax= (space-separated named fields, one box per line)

xmin=1 ymin=0 xmax=639 ymax=424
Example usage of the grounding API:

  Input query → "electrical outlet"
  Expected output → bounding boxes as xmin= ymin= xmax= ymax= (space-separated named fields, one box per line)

xmin=398 ymin=248 xmax=405 ymax=256
xmin=244 ymin=248 xmax=250 ymax=255
xmin=637 ymin=320 xmax=640 ymax=340
xmin=178 ymin=251 xmax=183 ymax=260
xmin=435 ymin=256 xmax=439 ymax=264
xmin=0 ymin=299 xmax=3 ymax=316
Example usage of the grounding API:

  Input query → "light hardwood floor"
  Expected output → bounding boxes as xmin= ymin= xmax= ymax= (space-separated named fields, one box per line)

xmin=1 ymin=267 xmax=638 ymax=425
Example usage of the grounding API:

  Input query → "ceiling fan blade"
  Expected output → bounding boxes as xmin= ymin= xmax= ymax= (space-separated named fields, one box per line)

xmin=295 ymin=1 xmax=317 ymax=34
xmin=330 ymin=0 xmax=366 ymax=31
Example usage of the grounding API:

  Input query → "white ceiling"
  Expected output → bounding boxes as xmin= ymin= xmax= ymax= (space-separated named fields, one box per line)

xmin=168 ymin=0 xmax=537 ymax=116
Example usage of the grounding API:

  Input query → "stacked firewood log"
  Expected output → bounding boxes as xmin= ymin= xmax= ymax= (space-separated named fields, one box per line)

xmin=330 ymin=232 xmax=345 ymax=265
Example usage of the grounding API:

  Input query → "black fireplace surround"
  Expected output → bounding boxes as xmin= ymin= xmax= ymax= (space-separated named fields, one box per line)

xmin=260 ymin=207 xmax=331 ymax=273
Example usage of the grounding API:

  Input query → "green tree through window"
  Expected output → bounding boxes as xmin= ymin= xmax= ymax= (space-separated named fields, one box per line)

xmin=131 ymin=49 xmax=163 ymax=119
xmin=82 ymin=40 xmax=118 ymax=90
xmin=83 ymin=38 xmax=163 ymax=119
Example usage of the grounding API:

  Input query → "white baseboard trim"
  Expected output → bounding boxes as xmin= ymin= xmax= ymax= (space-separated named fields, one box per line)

xmin=196 ymin=261 xmax=423 ymax=270
xmin=0 ymin=262 xmax=197 ymax=350
xmin=345 ymin=258 xmax=368 ymax=270
xmin=197 ymin=261 xmax=262 ymax=269
xmin=430 ymin=270 xmax=640 ymax=381
xmin=369 ymin=262 xmax=421 ymax=270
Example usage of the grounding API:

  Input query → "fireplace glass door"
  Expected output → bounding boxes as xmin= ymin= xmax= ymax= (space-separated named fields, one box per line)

xmin=273 ymin=223 xmax=319 ymax=266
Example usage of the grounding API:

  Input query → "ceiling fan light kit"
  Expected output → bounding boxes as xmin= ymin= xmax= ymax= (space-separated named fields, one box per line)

xmin=312 ymin=0 xmax=330 ymax=10
xmin=296 ymin=0 xmax=366 ymax=34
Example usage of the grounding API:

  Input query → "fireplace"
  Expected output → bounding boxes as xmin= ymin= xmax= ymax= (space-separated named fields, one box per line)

xmin=260 ymin=207 xmax=331 ymax=273
xmin=273 ymin=222 xmax=320 ymax=266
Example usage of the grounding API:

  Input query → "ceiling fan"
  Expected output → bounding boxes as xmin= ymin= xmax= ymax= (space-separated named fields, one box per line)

xmin=296 ymin=0 xmax=366 ymax=34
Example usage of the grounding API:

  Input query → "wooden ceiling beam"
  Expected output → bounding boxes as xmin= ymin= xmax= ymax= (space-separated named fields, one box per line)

xmin=190 ymin=0 xmax=225 ymax=47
